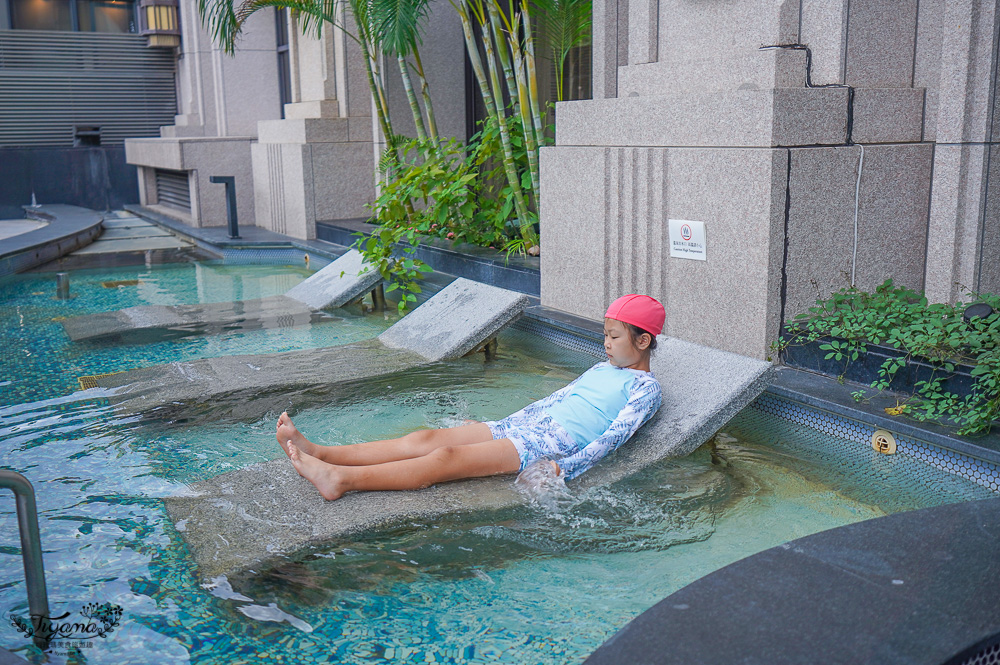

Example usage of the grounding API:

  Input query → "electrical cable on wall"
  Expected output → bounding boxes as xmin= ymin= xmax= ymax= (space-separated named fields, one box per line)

xmin=852 ymin=144 xmax=864 ymax=287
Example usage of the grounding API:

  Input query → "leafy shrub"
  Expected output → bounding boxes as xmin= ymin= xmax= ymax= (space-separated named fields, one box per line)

xmin=778 ymin=279 xmax=1000 ymax=435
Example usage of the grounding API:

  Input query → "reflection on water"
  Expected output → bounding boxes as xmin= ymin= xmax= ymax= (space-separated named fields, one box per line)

xmin=0 ymin=263 xmax=994 ymax=664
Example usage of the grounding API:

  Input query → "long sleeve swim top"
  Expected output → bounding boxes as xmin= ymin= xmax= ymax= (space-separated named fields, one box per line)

xmin=537 ymin=362 xmax=662 ymax=480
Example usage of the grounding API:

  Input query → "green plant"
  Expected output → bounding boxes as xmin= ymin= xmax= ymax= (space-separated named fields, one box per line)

xmin=535 ymin=0 xmax=592 ymax=102
xmin=352 ymin=224 xmax=432 ymax=314
xmin=370 ymin=109 xmax=546 ymax=244
xmin=452 ymin=0 xmax=542 ymax=248
xmin=782 ymin=279 xmax=1000 ymax=435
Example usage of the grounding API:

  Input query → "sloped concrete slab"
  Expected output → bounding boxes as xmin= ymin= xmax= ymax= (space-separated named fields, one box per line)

xmin=61 ymin=295 xmax=330 ymax=343
xmin=162 ymin=334 xmax=773 ymax=577
xmin=166 ymin=466 xmax=518 ymax=577
xmin=96 ymin=340 xmax=425 ymax=414
xmin=577 ymin=337 xmax=777 ymax=489
xmin=377 ymin=278 xmax=531 ymax=361
xmin=92 ymin=278 xmax=531 ymax=413
xmin=284 ymin=249 xmax=380 ymax=310
xmin=61 ymin=249 xmax=378 ymax=342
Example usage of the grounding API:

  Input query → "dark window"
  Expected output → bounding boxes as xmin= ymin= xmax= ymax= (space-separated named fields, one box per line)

xmin=77 ymin=0 xmax=135 ymax=33
xmin=11 ymin=0 xmax=136 ymax=32
xmin=276 ymin=8 xmax=292 ymax=118
xmin=10 ymin=0 xmax=73 ymax=30
xmin=73 ymin=125 xmax=101 ymax=146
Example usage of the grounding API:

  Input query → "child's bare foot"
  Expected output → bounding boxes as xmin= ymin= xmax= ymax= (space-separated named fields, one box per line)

xmin=276 ymin=412 xmax=313 ymax=457
xmin=287 ymin=444 xmax=348 ymax=501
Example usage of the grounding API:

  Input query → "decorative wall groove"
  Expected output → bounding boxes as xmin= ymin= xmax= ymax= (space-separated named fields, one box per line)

xmin=266 ymin=143 xmax=287 ymax=234
xmin=602 ymin=147 xmax=670 ymax=314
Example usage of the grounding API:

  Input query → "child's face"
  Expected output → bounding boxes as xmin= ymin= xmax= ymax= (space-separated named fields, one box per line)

xmin=603 ymin=318 xmax=650 ymax=370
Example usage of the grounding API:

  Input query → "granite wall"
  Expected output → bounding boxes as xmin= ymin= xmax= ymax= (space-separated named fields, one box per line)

xmin=542 ymin=0 xmax=1000 ymax=358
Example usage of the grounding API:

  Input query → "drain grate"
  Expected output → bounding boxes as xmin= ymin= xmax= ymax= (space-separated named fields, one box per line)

xmin=101 ymin=280 xmax=141 ymax=288
xmin=78 ymin=371 xmax=125 ymax=390
xmin=945 ymin=634 xmax=1000 ymax=665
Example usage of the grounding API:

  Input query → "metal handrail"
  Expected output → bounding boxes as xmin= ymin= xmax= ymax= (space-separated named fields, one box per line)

xmin=0 ymin=470 xmax=50 ymax=649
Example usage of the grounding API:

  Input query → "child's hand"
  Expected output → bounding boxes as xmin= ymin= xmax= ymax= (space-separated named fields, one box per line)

xmin=514 ymin=459 xmax=571 ymax=510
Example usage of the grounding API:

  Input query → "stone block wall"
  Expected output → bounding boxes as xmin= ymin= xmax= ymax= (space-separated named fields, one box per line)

xmin=541 ymin=0 xmax=999 ymax=358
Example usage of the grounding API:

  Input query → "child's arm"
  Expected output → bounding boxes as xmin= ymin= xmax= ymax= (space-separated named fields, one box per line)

xmin=554 ymin=376 xmax=662 ymax=480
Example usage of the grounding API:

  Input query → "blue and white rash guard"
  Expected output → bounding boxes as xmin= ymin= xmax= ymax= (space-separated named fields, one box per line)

xmin=527 ymin=362 xmax=662 ymax=479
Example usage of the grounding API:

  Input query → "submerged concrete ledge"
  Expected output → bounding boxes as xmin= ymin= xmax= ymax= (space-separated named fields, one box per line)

xmin=61 ymin=249 xmax=379 ymax=342
xmin=93 ymin=278 xmax=530 ymax=414
xmin=62 ymin=295 xmax=335 ymax=342
xmin=585 ymin=498 xmax=1000 ymax=665
xmin=163 ymin=335 xmax=773 ymax=578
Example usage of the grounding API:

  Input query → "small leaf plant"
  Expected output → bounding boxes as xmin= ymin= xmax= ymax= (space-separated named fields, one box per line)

xmin=777 ymin=279 xmax=1000 ymax=435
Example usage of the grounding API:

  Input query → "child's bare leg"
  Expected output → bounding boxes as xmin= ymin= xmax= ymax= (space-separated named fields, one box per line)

xmin=287 ymin=438 xmax=521 ymax=501
xmin=276 ymin=412 xmax=495 ymax=466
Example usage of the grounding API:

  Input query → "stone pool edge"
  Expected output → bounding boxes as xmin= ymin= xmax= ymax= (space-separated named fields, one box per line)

xmin=584 ymin=497 xmax=1000 ymax=665
xmin=0 ymin=205 xmax=103 ymax=277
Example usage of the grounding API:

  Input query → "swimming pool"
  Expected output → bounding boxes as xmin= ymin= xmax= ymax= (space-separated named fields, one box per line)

xmin=0 ymin=262 xmax=994 ymax=664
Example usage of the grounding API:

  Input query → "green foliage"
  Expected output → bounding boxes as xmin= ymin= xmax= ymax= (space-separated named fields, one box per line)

xmin=352 ymin=225 xmax=432 ymax=314
xmin=373 ymin=0 xmax=431 ymax=56
xmin=534 ymin=0 xmax=592 ymax=101
xmin=783 ymin=279 xmax=1000 ymax=435
xmin=356 ymin=117 xmax=547 ymax=308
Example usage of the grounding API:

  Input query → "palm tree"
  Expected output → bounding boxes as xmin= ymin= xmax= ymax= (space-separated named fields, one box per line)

xmin=534 ymin=0 xmax=591 ymax=102
xmin=372 ymin=0 xmax=441 ymax=151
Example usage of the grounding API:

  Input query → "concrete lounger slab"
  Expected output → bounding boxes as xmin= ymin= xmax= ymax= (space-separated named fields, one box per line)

xmin=60 ymin=249 xmax=380 ymax=342
xmin=160 ymin=333 xmax=773 ymax=578
xmin=61 ymin=295 xmax=329 ymax=342
xmin=91 ymin=278 xmax=531 ymax=415
xmin=283 ymin=249 xmax=378 ymax=310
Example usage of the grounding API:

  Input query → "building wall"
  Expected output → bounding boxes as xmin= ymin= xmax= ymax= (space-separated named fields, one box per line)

xmin=0 ymin=146 xmax=139 ymax=217
xmin=0 ymin=31 xmax=176 ymax=147
xmin=168 ymin=5 xmax=282 ymax=138
xmin=384 ymin=0 xmax=467 ymax=144
xmin=0 ymin=28 xmax=174 ymax=215
xmin=543 ymin=0 xmax=996 ymax=359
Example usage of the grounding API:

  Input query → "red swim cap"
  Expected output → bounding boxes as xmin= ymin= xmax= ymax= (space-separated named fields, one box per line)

xmin=605 ymin=294 xmax=665 ymax=336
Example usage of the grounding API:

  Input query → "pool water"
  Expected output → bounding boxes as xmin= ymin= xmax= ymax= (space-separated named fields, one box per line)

xmin=0 ymin=263 xmax=994 ymax=664
xmin=0 ymin=262 xmax=396 ymax=405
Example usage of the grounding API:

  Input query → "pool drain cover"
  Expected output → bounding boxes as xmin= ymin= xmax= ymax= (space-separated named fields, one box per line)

xmin=871 ymin=429 xmax=897 ymax=455
xmin=78 ymin=371 xmax=126 ymax=390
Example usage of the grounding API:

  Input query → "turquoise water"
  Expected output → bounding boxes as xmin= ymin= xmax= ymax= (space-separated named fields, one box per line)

xmin=0 ymin=263 xmax=993 ymax=664
xmin=0 ymin=263 xmax=395 ymax=405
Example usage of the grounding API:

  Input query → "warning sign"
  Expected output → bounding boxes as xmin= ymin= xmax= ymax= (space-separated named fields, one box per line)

xmin=668 ymin=219 xmax=707 ymax=261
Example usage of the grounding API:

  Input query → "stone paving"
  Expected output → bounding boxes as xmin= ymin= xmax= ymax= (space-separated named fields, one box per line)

xmin=0 ymin=218 xmax=47 ymax=241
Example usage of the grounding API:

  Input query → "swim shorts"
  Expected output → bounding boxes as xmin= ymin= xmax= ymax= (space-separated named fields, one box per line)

xmin=485 ymin=407 xmax=579 ymax=472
